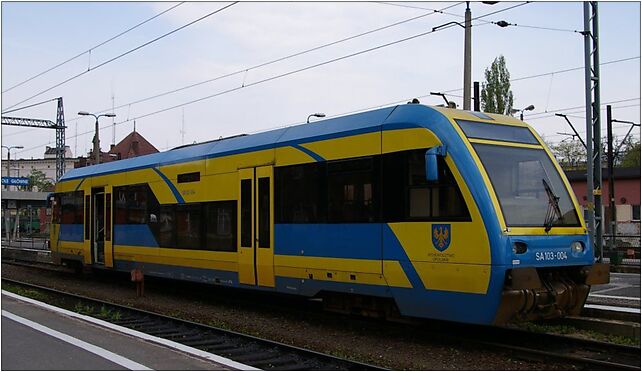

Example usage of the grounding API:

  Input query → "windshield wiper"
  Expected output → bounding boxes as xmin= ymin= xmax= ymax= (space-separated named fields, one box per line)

xmin=543 ymin=178 xmax=562 ymax=232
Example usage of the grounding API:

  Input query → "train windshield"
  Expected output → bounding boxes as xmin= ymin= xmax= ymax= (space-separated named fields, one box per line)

xmin=472 ymin=144 xmax=581 ymax=227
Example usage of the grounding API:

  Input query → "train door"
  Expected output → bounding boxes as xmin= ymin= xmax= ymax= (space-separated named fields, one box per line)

xmin=91 ymin=187 xmax=105 ymax=265
xmin=238 ymin=166 xmax=275 ymax=287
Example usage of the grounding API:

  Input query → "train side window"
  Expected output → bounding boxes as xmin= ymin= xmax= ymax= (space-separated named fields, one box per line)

xmin=205 ymin=201 xmax=237 ymax=251
xmin=105 ymin=193 xmax=111 ymax=241
xmin=113 ymin=184 xmax=159 ymax=225
xmin=60 ymin=191 xmax=84 ymax=224
xmin=52 ymin=194 xmax=62 ymax=224
xmin=84 ymin=195 xmax=90 ymax=239
xmin=258 ymin=177 xmax=270 ymax=247
xmin=158 ymin=205 xmax=175 ymax=247
xmin=240 ymin=179 xmax=252 ymax=247
xmin=114 ymin=187 xmax=128 ymax=224
xmin=127 ymin=185 xmax=148 ymax=224
xmin=178 ymin=172 xmax=200 ymax=183
xmin=327 ymin=157 xmax=378 ymax=223
xmin=383 ymin=149 xmax=470 ymax=222
xmin=275 ymin=163 xmax=326 ymax=223
xmin=175 ymin=204 xmax=201 ymax=249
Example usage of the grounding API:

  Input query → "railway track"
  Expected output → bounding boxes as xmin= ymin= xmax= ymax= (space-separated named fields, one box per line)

xmin=2 ymin=278 xmax=383 ymax=371
xmin=462 ymin=324 xmax=640 ymax=370
xmin=2 ymin=259 xmax=639 ymax=370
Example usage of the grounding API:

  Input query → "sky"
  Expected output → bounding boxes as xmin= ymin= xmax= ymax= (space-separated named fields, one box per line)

xmin=1 ymin=1 xmax=640 ymax=161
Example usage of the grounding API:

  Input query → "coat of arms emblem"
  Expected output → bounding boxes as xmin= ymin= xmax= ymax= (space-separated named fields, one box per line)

xmin=432 ymin=224 xmax=451 ymax=252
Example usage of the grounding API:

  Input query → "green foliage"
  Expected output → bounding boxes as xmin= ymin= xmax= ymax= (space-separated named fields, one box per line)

xmin=550 ymin=140 xmax=587 ymax=170
xmin=22 ymin=169 xmax=54 ymax=192
xmin=2 ymin=284 xmax=48 ymax=301
xmin=74 ymin=302 xmax=94 ymax=315
xmin=619 ymin=140 xmax=640 ymax=167
xmin=480 ymin=55 xmax=514 ymax=114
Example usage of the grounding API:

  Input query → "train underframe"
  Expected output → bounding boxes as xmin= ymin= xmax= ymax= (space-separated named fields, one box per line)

xmin=494 ymin=263 xmax=610 ymax=324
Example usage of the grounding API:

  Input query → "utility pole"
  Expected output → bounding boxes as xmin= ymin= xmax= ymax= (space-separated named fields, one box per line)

xmin=583 ymin=2 xmax=603 ymax=261
xmin=463 ymin=2 xmax=472 ymax=110
xmin=606 ymin=105 xmax=615 ymax=252
xmin=473 ymin=81 xmax=480 ymax=111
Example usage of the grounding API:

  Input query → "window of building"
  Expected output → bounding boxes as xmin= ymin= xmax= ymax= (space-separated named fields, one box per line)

xmin=633 ymin=205 xmax=640 ymax=221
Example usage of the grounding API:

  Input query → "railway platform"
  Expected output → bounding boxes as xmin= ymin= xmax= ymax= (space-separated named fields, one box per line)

xmin=587 ymin=272 xmax=640 ymax=309
xmin=1 ymin=291 xmax=252 ymax=370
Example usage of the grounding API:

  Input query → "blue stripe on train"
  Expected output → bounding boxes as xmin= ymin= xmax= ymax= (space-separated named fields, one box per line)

xmin=59 ymin=224 xmax=83 ymax=242
xmin=113 ymin=260 xmax=237 ymax=285
xmin=275 ymin=224 xmax=381 ymax=259
xmin=113 ymin=224 xmax=159 ymax=247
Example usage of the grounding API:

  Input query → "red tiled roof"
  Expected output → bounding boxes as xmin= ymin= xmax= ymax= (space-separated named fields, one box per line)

xmin=108 ymin=131 xmax=158 ymax=160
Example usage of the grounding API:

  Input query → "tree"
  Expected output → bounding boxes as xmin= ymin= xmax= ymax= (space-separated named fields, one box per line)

xmin=24 ymin=169 xmax=54 ymax=192
xmin=619 ymin=140 xmax=640 ymax=167
xmin=481 ymin=55 xmax=514 ymax=114
xmin=550 ymin=139 xmax=587 ymax=170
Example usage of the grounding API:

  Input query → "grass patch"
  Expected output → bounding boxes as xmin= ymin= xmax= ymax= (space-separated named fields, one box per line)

xmin=74 ymin=302 xmax=95 ymax=315
xmin=516 ymin=322 xmax=639 ymax=346
xmin=2 ymin=282 xmax=49 ymax=302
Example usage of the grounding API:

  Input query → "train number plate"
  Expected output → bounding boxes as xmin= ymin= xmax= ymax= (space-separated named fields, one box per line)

xmin=535 ymin=251 xmax=568 ymax=261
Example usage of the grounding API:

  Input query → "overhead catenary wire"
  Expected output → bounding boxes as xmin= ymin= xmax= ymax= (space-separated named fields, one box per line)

xmin=12 ymin=3 xmax=638 ymax=156
xmin=53 ymin=2 xmax=467 ymax=123
xmin=524 ymin=97 xmax=641 ymax=119
xmin=2 ymin=2 xmax=237 ymax=112
xmin=4 ymin=0 xmax=531 ymax=141
xmin=1 ymin=2 xmax=185 ymax=94
xmin=15 ymin=15 xmax=505 ymax=154
xmin=0 ymin=97 xmax=59 ymax=115
xmin=107 ymin=0 xmax=534 ymax=127
xmin=76 ymin=2 xmax=528 ymax=125
xmin=489 ymin=21 xmax=580 ymax=33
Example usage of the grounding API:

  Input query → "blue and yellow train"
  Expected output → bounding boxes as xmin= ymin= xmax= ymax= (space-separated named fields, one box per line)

xmin=50 ymin=104 xmax=609 ymax=325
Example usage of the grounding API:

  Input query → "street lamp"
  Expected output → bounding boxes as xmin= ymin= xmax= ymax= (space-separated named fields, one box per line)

xmin=2 ymin=145 xmax=24 ymax=181
xmin=307 ymin=113 xmax=326 ymax=124
xmin=511 ymin=105 xmax=535 ymax=121
xmin=78 ymin=111 xmax=116 ymax=165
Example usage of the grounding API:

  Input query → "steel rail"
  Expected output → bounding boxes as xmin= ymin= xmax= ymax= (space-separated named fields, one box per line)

xmin=2 ymin=260 xmax=639 ymax=370
xmin=1 ymin=278 xmax=385 ymax=371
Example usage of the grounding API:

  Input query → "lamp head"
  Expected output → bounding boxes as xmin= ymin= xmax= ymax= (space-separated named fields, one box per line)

xmin=525 ymin=105 xmax=535 ymax=111
xmin=78 ymin=111 xmax=90 ymax=116
xmin=104 ymin=113 xmax=116 ymax=118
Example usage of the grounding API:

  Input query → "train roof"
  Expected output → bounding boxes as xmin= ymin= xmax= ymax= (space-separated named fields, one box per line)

xmin=60 ymin=105 xmax=400 ymax=181
xmin=59 ymin=104 xmax=524 ymax=182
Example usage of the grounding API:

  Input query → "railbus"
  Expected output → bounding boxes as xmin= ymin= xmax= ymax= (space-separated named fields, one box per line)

xmin=50 ymin=104 xmax=609 ymax=324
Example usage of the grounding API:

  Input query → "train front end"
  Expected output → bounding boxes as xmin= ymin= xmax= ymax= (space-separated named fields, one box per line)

xmin=450 ymin=114 xmax=610 ymax=324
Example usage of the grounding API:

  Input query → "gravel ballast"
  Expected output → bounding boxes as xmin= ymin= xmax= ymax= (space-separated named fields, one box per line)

xmin=1 ymin=263 xmax=577 ymax=370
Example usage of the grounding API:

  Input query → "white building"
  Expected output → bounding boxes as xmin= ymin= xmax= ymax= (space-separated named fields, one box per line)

xmin=2 ymin=146 xmax=76 ymax=190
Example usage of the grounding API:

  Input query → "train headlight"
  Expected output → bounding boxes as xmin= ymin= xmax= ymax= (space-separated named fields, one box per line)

xmin=512 ymin=241 xmax=527 ymax=254
xmin=571 ymin=241 xmax=584 ymax=254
